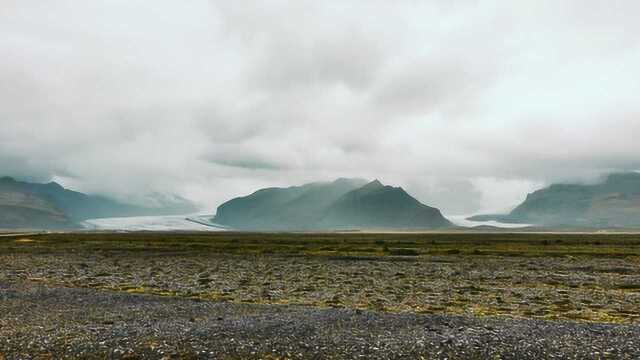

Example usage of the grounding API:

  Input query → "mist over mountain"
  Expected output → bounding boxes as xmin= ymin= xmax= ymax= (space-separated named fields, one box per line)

xmin=468 ymin=173 xmax=640 ymax=228
xmin=213 ymin=179 xmax=451 ymax=231
xmin=2 ymin=2 xmax=640 ymax=213
xmin=0 ymin=177 xmax=197 ymax=229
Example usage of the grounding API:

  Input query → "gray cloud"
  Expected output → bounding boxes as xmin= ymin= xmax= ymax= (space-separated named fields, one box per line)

xmin=1 ymin=1 xmax=639 ymax=214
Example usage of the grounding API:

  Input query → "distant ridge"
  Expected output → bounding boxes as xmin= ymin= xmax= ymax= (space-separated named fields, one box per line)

xmin=0 ymin=177 xmax=197 ymax=229
xmin=468 ymin=173 xmax=640 ymax=228
xmin=213 ymin=178 xmax=452 ymax=230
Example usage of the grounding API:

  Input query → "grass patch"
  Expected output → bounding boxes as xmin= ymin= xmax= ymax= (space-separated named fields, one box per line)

xmin=388 ymin=248 xmax=420 ymax=256
xmin=1 ymin=232 xmax=638 ymax=258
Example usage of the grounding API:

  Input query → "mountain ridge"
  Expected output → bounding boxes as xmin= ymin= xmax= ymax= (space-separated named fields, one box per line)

xmin=0 ymin=177 xmax=197 ymax=229
xmin=213 ymin=178 xmax=452 ymax=230
xmin=468 ymin=172 xmax=640 ymax=228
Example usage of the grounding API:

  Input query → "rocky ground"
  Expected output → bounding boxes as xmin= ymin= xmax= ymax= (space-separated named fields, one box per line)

xmin=1 ymin=232 xmax=639 ymax=358
xmin=1 ymin=280 xmax=639 ymax=359
xmin=2 ymin=251 xmax=639 ymax=323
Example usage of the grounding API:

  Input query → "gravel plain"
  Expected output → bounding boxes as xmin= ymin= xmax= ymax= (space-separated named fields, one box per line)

xmin=1 ymin=280 xmax=640 ymax=359
xmin=2 ymin=251 xmax=639 ymax=324
xmin=1 ymin=232 xmax=639 ymax=358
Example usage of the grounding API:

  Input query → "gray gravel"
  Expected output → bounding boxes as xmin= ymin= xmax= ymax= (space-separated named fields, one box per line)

xmin=1 ymin=280 xmax=639 ymax=359
xmin=4 ymin=251 xmax=639 ymax=322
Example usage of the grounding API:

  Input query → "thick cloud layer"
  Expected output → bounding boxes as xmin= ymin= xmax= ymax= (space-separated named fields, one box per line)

xmin=1 ymin=1 xmax=639 ymax=214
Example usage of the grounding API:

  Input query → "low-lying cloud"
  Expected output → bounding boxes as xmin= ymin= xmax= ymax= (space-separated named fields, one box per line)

xmin=1 ymin=1 xmax=639 ymax=214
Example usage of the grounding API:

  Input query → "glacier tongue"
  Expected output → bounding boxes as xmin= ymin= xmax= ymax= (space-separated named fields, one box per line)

xmin=82 ymin=214 xmax=225 ymax=231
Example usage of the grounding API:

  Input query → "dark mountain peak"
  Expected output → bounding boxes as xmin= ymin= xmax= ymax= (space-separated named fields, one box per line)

xmin=45 ymin=181 xmax=65 ymax=190
xmin=333 ymin=177 xmax=368 ymax=187
xmin=214 ymin=178 xmax=451 ymax=230
xmin=0 ymin=176 xmax=16 ymax=183
xmin=361 ymin=179 xmax=384 ymax=191
xmin=358 ymin=180 xmax=410 ymax=197
xmin=319 ymin=179 xmax=451 ymax=229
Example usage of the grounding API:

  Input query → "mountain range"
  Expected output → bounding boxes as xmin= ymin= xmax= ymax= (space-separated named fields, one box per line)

xmin=0 ymin=177 xmax=196 ymax=229
xmin=212 ymin=178 xmax=452 ymax=231
xmin=5 ymin=172 xmax=640 ymax=231
xmin=468 ymin=173 xmax=640 ymax=228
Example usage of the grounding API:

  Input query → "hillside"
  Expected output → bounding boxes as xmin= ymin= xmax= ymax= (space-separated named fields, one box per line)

xmin=0 ymin=177 xmax=196 ymax=229
xmin=213 ymin=179 xmax=451 ymax=230
xmin=212 ymin=178 xmax=368 ymax=230
xmin=468 ymin=173 xmax=640 ymax=227
xmin=318 ymin=180 xmax=451 ymax=229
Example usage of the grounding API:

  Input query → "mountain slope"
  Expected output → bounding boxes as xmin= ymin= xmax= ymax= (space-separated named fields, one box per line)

xmin=468 ymin=173 xmax=640 ymax=227
xmin=0 ymin=178 xmax=76 ymax=228
xmin=0 ymin=185 xmax=74 ymax=229
xmin=0 ymin=177 xmax=197 ymax=229
xmin=319 ymin=180 xmax=452 ymax=229
xmin=213 ymin=178 xmax=368 ymax=230
xmin=213 ymin=179 xmax=452 ymax=230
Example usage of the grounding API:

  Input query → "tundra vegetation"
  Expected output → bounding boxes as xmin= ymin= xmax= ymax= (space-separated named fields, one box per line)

xmin=2 ymin=232 xmax=639 ymax=324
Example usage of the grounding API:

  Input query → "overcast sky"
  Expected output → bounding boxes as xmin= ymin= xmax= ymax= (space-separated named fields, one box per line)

xmin=1 ymin=1 xmax=639 ymax=214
